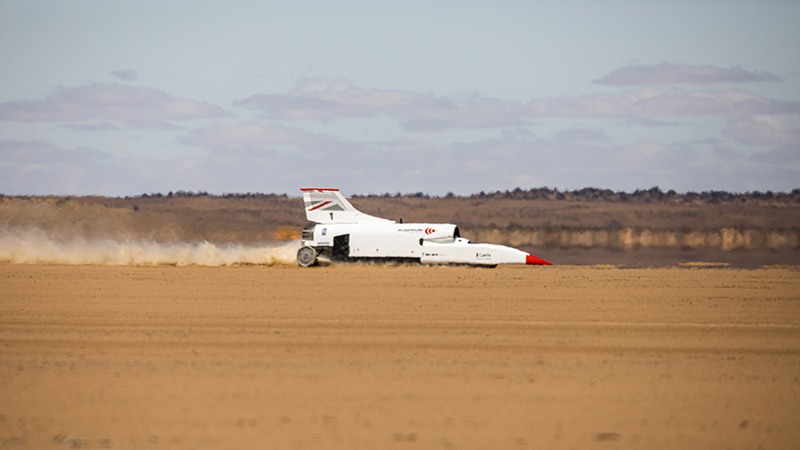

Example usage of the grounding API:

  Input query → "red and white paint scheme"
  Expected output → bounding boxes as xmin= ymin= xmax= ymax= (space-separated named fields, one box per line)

xmin=297 ymin=188 xmax=552 ymax=267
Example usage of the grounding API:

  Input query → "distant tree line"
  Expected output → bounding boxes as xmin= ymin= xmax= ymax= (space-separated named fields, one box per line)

xmin=352 ymin=187 xmax=800 ymax=204
xmin=5 ymin=187 xmax=797 ymax=204
xmin=129 ymin=191 xmax=290 ymax=199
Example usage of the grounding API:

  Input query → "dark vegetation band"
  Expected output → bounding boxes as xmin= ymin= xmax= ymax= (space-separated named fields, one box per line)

xmin=6 ymin=186 xmax=797 ymax=205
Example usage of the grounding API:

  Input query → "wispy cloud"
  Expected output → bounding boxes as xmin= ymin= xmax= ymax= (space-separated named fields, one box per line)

xmin=65 ymin=122 xmax=118 ymax=132
xmin=4 ymin=71 xmax=798 ymax=196
xmin=624 ymin=117 xmax=683 ymax=127
xmin=185 ymin=123 xmax=327 ymax=148
xmin=0 ymin=140 xmax=117 ymax=195
xmin=726 ymin=115 xmax=800 ymax=146
xmin=111 ymin=69 xmax=139 ymax=82
xmin=594 ymin=63 xmax=781 ymax=86
xmin=553 ymin=128 xmax=611 ymax=142
xmin=749 ymin=147 xmax=800 ymax=165
xmin=239 ymin=78 xmax=528 ymax=132
xmin=0 ymin=140 xmax=111 ymax=166
xmin=4 ymin=128 xmax=798 ymax=196
xmin=527 ymin=88 xmax=800 ymax=118
xmin=239 ymin=78 xmax=799 ymax=127
xmin=0 ymin=83 xmax=227 ymax=123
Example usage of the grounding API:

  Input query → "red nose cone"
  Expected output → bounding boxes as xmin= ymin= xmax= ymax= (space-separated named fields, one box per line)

xmin=526 ymin=254 xmax=553 ymax=265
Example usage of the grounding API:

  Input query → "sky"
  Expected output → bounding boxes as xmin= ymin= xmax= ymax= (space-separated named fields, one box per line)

xmin=1 ymin=0 xmax=799 ymax=196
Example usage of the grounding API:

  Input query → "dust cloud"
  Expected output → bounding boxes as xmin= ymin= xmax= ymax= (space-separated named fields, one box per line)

xmin=0 ymin=197 xmax=301 ymax=266
xmin=0 ymin=227 xmax=300 ymax=266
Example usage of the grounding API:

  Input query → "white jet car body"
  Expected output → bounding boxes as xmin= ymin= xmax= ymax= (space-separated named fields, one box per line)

xmin=297 ymin=188 xmax=552 ymax=267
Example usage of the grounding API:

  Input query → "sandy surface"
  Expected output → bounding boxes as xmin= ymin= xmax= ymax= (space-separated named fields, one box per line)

xmin=1 ymin=264 xmax=799 ymax=449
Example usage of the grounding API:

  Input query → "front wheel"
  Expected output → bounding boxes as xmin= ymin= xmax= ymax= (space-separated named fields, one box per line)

xmin=297 ymin=246 xmax=317 ymax=267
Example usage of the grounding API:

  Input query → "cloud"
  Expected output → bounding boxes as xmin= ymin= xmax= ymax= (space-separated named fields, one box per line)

xmin=0 ymin=83 xmax=227 ymax=123
xmin=725 ymin=115 xmax=800 ymax=146
xmin=749 ymin=147 xmax=800 ymax=165
xmin=0 ymin=140 xmax=117 ymax=195
xmin=185 ymin=123 xmax=327 ymax=148
xmin=553 ymin=128 xmax=610 ymax=142
xmin=527 ymin=88 xmax=800 ymax=118
xmin=111 ymin=69 xmax=138 ymax=82
xmin=64 ymin=121 xmax=183 ymax=131
xmin=447 ymin=136 xmax=797 ymax=194
xmin=0 ymin=140 xmax=111 ymax=165
xmin=454 ymin=137 xmax=695 ymax=177
xmin=624 ymin=117 xmax=683 ymax=127
xmin=240 ymin=79 xmax=799 ymax=128
xmin=127 ymin=121 xmax=183 ymax=130
xmin=594 ymin=63 xmax=781 ymax=86
xmin=239 ymin=78 xmax=527 ymax=131
xmin=3 ymin=129 xmax=798 ymax=197
xmin=65 ymin=122 xmax=118 ymax=132
xmin=0 ymin=137 xmax=377 ymax=196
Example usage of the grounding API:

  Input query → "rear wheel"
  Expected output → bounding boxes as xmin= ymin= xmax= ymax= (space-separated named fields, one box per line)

xmin=297 ymin=246 xmax=317 ymax=267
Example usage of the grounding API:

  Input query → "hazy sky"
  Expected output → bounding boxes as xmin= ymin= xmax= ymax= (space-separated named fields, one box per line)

xmin=1 ymin=0 xmax=799 ymax=196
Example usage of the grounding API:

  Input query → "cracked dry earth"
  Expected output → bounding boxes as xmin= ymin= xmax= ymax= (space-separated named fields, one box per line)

xmin=1 ymin=264 xmax=799 ymax=449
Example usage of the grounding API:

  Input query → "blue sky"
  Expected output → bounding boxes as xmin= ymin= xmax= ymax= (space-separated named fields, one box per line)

xmin=1 ymin=0 xmax=798 ymax=196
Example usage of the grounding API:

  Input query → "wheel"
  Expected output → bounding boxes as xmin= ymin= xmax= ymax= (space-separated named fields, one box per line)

xmin=297 ymin=246 xmax=317 ymax=267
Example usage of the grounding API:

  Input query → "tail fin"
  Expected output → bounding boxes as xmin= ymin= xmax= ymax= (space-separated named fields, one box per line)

xmin=301 ymin=188 xmax=392 ymax=224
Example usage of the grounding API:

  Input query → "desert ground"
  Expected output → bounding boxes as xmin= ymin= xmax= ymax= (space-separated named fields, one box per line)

xmin=2 ymin=263 xmax=799 ymax=449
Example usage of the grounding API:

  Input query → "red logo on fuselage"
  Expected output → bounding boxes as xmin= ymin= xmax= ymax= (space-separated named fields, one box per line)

xmin=424 ymin=227 xmax=435 ymax=235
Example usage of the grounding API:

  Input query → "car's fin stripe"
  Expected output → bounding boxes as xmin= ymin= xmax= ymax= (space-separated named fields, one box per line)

xmin=308 ymin=201 xmax=332 ymax=211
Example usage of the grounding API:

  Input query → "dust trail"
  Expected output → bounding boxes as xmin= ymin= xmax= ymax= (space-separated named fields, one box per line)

xmin=0 ymin=228 xmax=300 ymax=266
